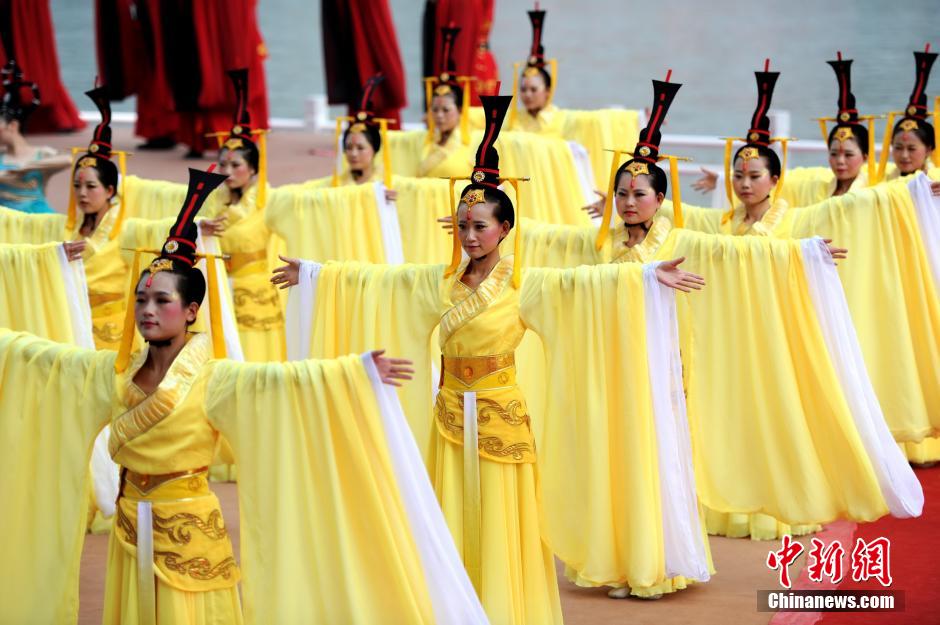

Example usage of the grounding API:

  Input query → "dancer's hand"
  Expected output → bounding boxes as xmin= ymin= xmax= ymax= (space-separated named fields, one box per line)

xmin=437 ymin=215 xmax=455 ymax=233
xmin=371 ymin=350 xmax=414 ymax=387
xmin=62 ymin=240 xmax=86 ymax=262
xmin=385 ymin=188 xmax=398 ymax=202
xmin=692 ymin=167 xmax=718 ymax=193
xmin=823 ymin=239 xmax=848 ymax=264
xmin=655 ymin=257 xmax=706 ymax=292
xmin=198 ymin=215 xmax=227 ymax=237
xmin=271 ymin=255 xmax=301 ymax=289
xmin=582 ymin=190 xmax=606 ymax=219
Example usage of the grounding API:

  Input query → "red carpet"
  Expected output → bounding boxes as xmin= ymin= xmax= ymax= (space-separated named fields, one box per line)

xmin=778 ymin=467 xmax=940 ymax=625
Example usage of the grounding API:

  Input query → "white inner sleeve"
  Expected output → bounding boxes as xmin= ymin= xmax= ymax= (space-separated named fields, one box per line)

xmin=566 ymin=140 xmax=597 ymax=206
xmin=374 ymin=181 xmax=405 ymax=264
xmin=799 ymin=237 xmax=924 ymax=517
xmin=196 ymin=233 xmax=244 ymax=361
xmin=361 ymin=353 xmax=490 ymax=625
xmin=57 ymin=246 xmax=119 ymax=517
xmin=908 ymin=173 xmax=940 ymax=289
xmin=642 ymin=262 xmax=711 ymax=581
xmin=285 ymin=260 xmax=321 ymax=361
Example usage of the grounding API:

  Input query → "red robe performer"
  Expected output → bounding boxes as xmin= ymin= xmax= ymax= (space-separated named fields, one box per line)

xmin=157 ymin=0 xmax=268 ymax=156
xmin=322 ymin=0 xmax=406 ymax=128
xmin=0 ymin=0 xmax=84 ymax=133
xmin=422 ymin=0 xmax=499 ymax=105
xmin=130 ymin=0 xmax=180 ymax=147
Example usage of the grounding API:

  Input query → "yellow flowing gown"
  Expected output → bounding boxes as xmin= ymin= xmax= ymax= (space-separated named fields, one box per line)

xmin=388 ymin=129 xmax=592 ymax=225
xmin=0 ymin=329 xmax=486 ymax=624
xmin=513 ymin=215 xmax=924 ymax=546
xmin=507 ymin=104 xmax=641 ymax=190
xmin=690 ymin=177 xmax=940 ymax=464
xmin=211 ymin=183 xmax=285 ymax=362
xmin=0 ymin=201 xmax=135 ymax=351
xmin=289 ymin=254 xmax=713 ymax=621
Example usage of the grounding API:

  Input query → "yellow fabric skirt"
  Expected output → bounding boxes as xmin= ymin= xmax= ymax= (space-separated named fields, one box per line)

xmin=231 ymin=267 xmax=286 ymax=363
xmin=703 ymin=507 xmax=819 ymax=540
xmin=564 ymin=564 xmax=694 ymax=598
xmin=429 ymin=431 xmax=562 ymax=625
xmin=902 ymin=436 xmax=940 ymax=464
xmin=102 ymin=530 xmax=243 ymax=625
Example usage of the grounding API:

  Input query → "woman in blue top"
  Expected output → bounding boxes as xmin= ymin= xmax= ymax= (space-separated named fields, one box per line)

xmin=0 ymin=60 xmax=70 ymax=214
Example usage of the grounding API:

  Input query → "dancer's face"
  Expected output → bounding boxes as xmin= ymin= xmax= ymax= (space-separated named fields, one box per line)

xmin=457 ymin=199 xmax=510 ymax=260
xmin=431 ymin=94 xmax=460 ymax=134
xmin=344 ymin=132 xmax=375 ymax=172
xmin=615 ymin=173 xmax=663 ymax=226
xmin=892 ymin=132 xmax=930 ymax=175
xmin=135 ymin=271 xmax=199 ymax=342
xmin=828 ymin=138 xmax=866 ymax=182
xmin=732 ymin=156 xmax=778 ymax=207
xmin=218 ymin=148 xmax=255 ymax=190
xmin=73 ymin=166 xmax=115 ymax=215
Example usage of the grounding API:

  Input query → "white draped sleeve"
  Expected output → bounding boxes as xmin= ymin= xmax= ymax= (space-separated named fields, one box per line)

xmin=800 ymin=237 xmax=924 ymax=517
xmin=642 ymin=262 xmax=711 ymax=581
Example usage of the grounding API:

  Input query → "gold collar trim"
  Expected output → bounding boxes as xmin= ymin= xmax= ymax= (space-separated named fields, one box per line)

xmin=440 ymin=255 xmax=514 ymax=345
xmin=725 ymin=198 xmax=789 ymax=236
xmin=109 ymin=333 xmax=212 ymax=457
xmin=611 ymin=216 xmax=671 ymax=264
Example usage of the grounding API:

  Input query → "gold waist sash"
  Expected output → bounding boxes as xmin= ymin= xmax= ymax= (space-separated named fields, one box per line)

xmin=116 ymin=467 xmax=239 ymax=623
xmin=440 ymin=353 xmax=515 ymax=389
xmin=434 ymin=354 xmax=534 ymax=594
xmin=226 ymin=248 xmax=267 ymax=274
xmin=122 ymin=466 xmax=210 ymax=498
xmin=88 ymin=291 xmax=124 ymax=308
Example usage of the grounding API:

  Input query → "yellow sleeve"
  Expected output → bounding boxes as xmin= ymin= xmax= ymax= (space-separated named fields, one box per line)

xmin=496 ymin=131 xmax=593 ymax=226
xmin=385 ymin=129 xmax=427 ymax=178
xmin=659 ymin=199 xmax=723 ymax=233
xmin=0 ymin=330 xmax=115 ymax=624
xmin=660 ymin=229 xmax=889 ymax=524
xmin=305 ymin=261 xmax=445 ymax=458
xmin=121 ymin=175 xmax=189 ymax=221
xmin=560 ymin=108 xmax=641 ymax=190
xmin=776 ymin=166 xmax=835 ymax=208
xmin=0 ymin=242 xmax=85 ymax=342
xmin=515 ymin=217 xmax=602 ymax=268
xmin=518 ymin=264 xmax=678 ymax=589
xmin=782 ymin=181 xmax=940 ymax=442
xmin=389 ymin=176 xmax=454 ymax=264
xmin=204 ymin=355 xmax=439 ymax=624
xmin=0 ymin=205 xmax=67 ymax=243
xmin=264 ymin=183 xmax=388 ymax=262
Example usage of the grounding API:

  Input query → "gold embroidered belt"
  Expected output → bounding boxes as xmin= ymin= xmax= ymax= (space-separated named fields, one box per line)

xmin=122 ymin=466 xmax=210 ymax=498
xmin=116 ymin=467 xmax=239 ymax=625
xmin=440 ymin=353 xmax=515 ymax=389
xmin=226 ymin=248 xmax=267 ymax=274
xmin=87 ymin=291 xmax=124 ymax=308
xmin=434 ymin=353 xmax=533 ymax=597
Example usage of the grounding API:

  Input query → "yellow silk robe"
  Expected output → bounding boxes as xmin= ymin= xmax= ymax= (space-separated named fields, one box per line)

xmin=508 ymin=104 xmax=641 ymax=190
xmin=0 ymin=202 xmax=133 ymax=351
xmin=513 ymin=215 xmax=922 ymax=548
xmin=387 ymin=129 xmax=592 ymax=225
xmin=0 ymin=328 xmax=484 ymax=624
xmin=211 ymin=183 xmax=285 ymax=362
xmin=291 ymin=255 xmax=712 ymax=621
xmin=679 ymin=178 xmax=940 ymax=463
